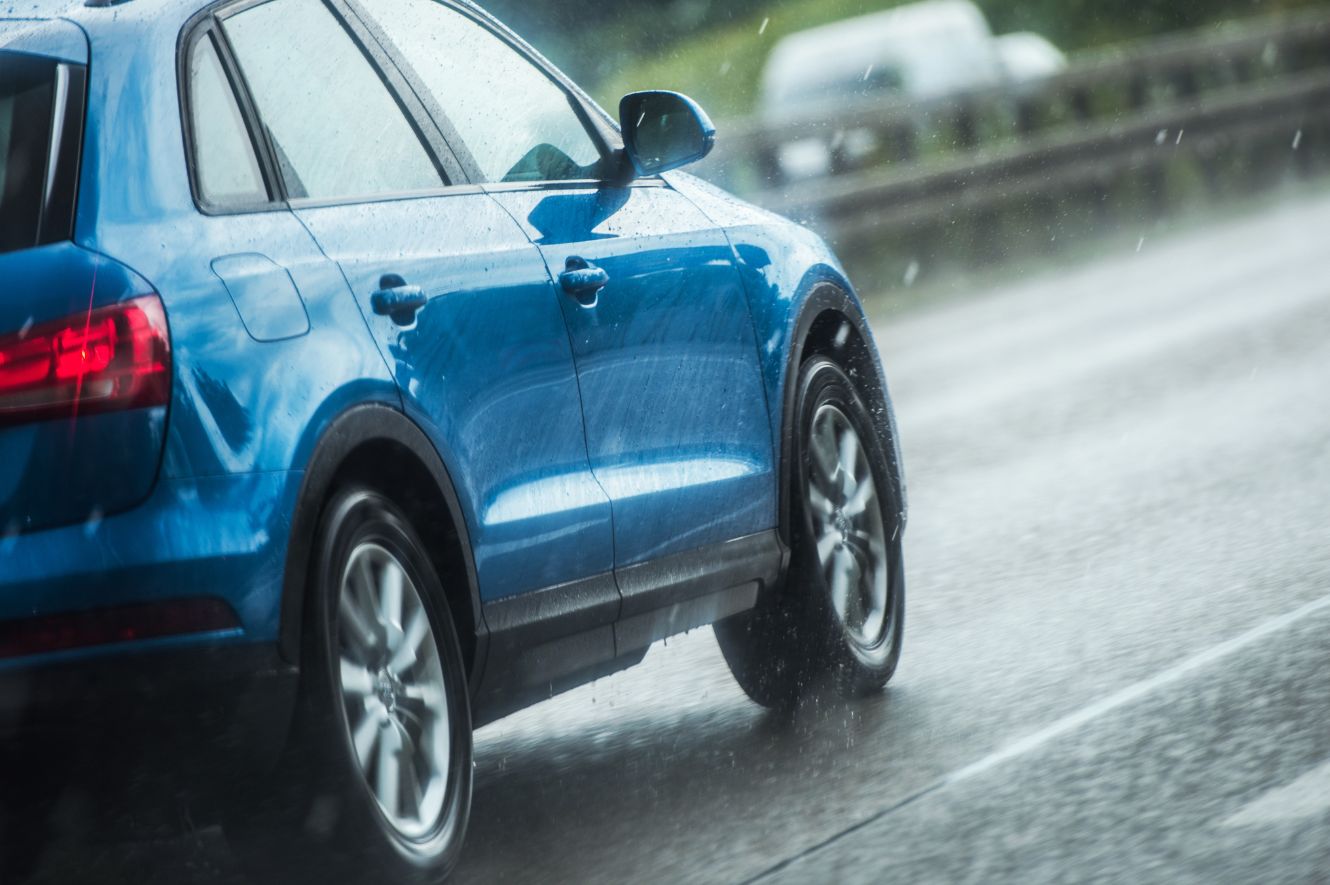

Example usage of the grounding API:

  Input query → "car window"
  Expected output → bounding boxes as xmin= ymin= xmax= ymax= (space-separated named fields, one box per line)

xmin=188 ymin=34 xmax=267 ymax=207
xmin=363 ymin=0 xmax=606 ymax=183
xmin=221 ymin=0 xmax=443 ymax=201
xmin=0 ymin=53 xmax=56 ymax=252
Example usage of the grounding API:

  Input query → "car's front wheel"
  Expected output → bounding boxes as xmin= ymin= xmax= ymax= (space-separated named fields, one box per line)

xmin=717 ymin=355 xmax=904 ymax=705
xmin=228 ymin=488 xmax=472 ymax=885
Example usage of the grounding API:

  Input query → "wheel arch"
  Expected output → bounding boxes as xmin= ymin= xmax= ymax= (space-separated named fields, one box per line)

xmin=278 ymin=404 xmax=486 ymax=693
xmin=777 ymin=280 xmax=907 ymax=550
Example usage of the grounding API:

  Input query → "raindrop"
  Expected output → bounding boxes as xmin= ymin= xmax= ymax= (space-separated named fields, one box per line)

xmin=84 ymin=507 xmax=104 ymax=538
xmin=903 ymin=260 xmax=920 ymax=287
xmin=1136 ymin=237 xmax=1146 ymax=253
xmin=1175 ymin=129 xmax=1184 ymax=145
xmin=758 ymin=16 xmax=769 ymax=35
xmin=1292 ymin=129 xmax=1303 ymax=150
xmin=1154 ymin=129 xmax=1168 ymax=146
xmin=862 ymin=64 xmax=874 ymax=82
xmin=719 ymin=60 xmax=732 ymax=77
xmin=18 ymin=316 xmax=33 ymax=339
xmin=834 ymin=321 xmax=851 ymax=348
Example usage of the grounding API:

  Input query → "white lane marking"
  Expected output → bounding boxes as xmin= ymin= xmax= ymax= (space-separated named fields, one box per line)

xmin=1220 ymin=758 xmax=1330 ymax=828
xmin=751 ymin=592 xmax=1330 ymax=883
xmin=945 ymin=592 xmax=1330 ymax=785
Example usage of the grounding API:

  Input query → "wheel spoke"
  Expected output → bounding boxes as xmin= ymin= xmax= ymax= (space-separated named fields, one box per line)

xmin=808 ymin=485 xmax=837 ymax=520
xmin=395 ymin=725 xmax=425 ymax=820
xmin=351 ymin=706 xmax=381 ymax=770
xmin=845 ymin=529 xmax=883 ymax=565
xmin=401 ymin=682 xmax=445 ymax=708
xmin=339 ymin=593 xmax=381 ymax=659
xmin=842 ymin=477 xmax=874 ymax=519
xmin=379 ymin=561 xmax=405 ymax=633
xmin=375 ymin=720 xmax=403 ymax=817
xmin=829 ymin=547 xmax=852 ymax=619
xmin=353 ymin=555 xmax=376 ymax=598
xmin=816 ymin=530 xmax=839 ymax=567
xmin=810 ymin=419 xmax=841 ymax=494
xmin=389 ymin=607 xmax=430 ymax=675
xmin=340 ymin=657 xmax=375 ymax=696
xmin=838 ymin=427 xmax=861 ymax=499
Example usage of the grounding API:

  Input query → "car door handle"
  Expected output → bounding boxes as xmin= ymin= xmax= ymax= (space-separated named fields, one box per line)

xmin=370 ymin=273 xmax=428 ymax=325
xmin=559 ymin=256 xmax=609 ymax=305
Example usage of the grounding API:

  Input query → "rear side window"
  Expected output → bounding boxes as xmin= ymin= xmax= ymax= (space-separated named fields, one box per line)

xmin=0 ymin=54 xmax=57 ymax=253
xmin=188 ymin=34 xmax=267 ymax=207
xmin=362 ymin=0 xmax=606 ymax=183
xmin=221 ymin=0 xmax=444 ymax=201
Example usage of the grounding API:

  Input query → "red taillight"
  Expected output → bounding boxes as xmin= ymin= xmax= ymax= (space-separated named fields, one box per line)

xmin=0 ymin=295 xmax=170 ymax=427
xmin=0 ymin=598 xmax=240 ymax=660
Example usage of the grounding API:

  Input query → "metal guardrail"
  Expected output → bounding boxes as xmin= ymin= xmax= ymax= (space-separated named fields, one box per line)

xmin=697 ymin=9 xmax=1330 ymax=258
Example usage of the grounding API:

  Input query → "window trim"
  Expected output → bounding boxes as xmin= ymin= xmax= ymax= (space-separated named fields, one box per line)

xmin=177 ymin=13 xmax=284 ymax=216
xmin=342 ymin=0 xmax=640 ymax=191
xmin=178 ymin=0 xmax=469 ymax=216
xmin=177 ymin=0 xmax=657 ymax=216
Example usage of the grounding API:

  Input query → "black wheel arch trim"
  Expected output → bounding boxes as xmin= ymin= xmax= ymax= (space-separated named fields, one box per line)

xmin=278 ymin=403 xmax=487 ymax=693
xmin=779 ymin=282 xmax=908 ymax=550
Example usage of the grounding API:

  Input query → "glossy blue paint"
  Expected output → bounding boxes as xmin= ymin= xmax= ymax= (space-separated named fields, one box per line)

xmin=0 ymin=0 xmax=896 ymax=685
xmin=0 ymin=16 xmax=87 ymax=63
xmin=489 ymin=182 xmax=776 ymax=566
xmin=293 ymin=193 xmax=615 ymax=602
xmin=0 ymin=243 xmax=164 ymax=533
xmin=665 ymin=169 xmax=905 ymax=500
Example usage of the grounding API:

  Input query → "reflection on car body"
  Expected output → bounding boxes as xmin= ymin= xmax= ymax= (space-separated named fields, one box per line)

xmin=0 ymin=0 xmax=905 ymax=881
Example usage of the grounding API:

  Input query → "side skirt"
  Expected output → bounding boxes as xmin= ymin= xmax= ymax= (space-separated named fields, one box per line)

xmin=471 ymin=531 xmax=783 ymax=727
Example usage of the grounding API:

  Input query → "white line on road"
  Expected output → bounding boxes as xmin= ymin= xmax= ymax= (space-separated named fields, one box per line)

xmin=1219 ymin=758 xmax=1330 ymax=828
xmin=944 ymin=591 xmax=1330 ymax=784
xmin=751 ymin=590 xmax=1330 ymax=882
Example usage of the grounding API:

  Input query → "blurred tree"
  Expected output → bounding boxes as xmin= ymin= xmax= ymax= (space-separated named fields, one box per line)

xmin=477 ymin=0 xmax=1330 ymax=114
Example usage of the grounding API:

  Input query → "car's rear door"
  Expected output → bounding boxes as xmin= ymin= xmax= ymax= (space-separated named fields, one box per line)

xmin=216 ymin=0 xmax=616 ymax=628
xmin=354 ymin=0 xmax=778 ymax=579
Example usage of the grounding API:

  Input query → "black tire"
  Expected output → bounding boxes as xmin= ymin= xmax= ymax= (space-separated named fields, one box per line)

xmin=227 ymin=488 xmax=472 ymax=885
xmin=717 ymin=355 xmax=904 ymax=705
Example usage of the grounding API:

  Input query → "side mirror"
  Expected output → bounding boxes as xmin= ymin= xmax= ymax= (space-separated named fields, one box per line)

xmin=619 ymin=91 xmax=716 ymax=177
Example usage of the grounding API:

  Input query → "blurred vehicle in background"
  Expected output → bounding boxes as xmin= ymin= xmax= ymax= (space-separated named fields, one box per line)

xmin=759 ymin=0 xmax=1062 ymax=179
xmin=994 ymin=30 xmax=1068 ymax=89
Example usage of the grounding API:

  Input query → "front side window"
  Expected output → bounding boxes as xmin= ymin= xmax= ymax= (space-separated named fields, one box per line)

xmin=222 ymin=0 xmax=443 ymax=200
xmin=188 ymin=34 xmax=267 ymax=207
xmin=363 ymin=0 xmax=606 ymax=183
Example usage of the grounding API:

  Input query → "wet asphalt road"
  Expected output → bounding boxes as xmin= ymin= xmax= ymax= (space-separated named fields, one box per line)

xmin=448 ymin=192 xmax=1330 ymax=884
xmin=31 ymin=192 xmax=1330 ymax=884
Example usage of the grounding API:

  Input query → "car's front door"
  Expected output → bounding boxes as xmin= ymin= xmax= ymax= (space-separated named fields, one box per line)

xmin=357 ymin=0 xmax=778 ymax=570
xmin=218 ymin=0 xmax=615 ymax=611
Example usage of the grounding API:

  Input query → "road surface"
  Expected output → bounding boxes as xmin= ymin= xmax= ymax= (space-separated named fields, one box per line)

xmin=30 ymin=191 xmax=1330 ymax=884
xmin=449 ymin=191 xmax=1330 ymax=884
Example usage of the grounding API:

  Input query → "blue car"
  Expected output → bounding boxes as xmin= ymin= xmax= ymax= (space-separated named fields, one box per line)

xmin=0 ymin=0 xmax=906 ymax=879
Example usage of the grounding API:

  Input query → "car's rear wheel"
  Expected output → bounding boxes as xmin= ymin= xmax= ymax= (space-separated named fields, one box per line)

xmin=227 ymin=488 xmax=471 ymax=885
xmin=717 ymin=355 xmax=904 ymax=705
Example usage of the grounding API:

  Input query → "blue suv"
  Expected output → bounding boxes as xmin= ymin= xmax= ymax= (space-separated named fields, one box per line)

xmin=0 ymin=0 xmax=906 ymax=880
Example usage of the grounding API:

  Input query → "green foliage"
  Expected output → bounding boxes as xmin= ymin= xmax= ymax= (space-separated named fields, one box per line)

xmin=481 ymin=0 xmax=1330 ymax=118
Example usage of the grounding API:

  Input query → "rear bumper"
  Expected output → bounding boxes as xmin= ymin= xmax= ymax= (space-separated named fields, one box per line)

xmin=0 ymin=470 xmax=305 ymax=820
xmin=1 ymin=470 xmax=303 ymax=656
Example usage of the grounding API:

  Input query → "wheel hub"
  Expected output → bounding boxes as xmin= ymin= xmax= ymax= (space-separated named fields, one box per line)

xmin=806 ymin=402 xmax=893 ymax=654
xmin=374 ymin=668 xmax=402 ymax=714
xmin=337 ymin=542 xmax=452 ymax=841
